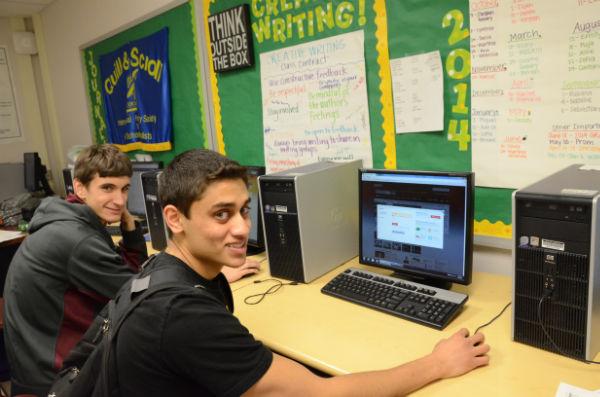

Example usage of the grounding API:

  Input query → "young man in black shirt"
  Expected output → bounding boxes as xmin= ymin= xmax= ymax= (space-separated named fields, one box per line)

xmin=115 ymin=149 xmax=490 ymax=396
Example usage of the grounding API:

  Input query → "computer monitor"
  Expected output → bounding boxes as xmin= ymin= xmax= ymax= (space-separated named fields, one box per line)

xmin=359 ymin=169 xmax=474 ymax=289
xmin=24 ymin=152 xmax=53 ymax=196
xmin=246 ymin=165 xmax=265 ymax=255
xmin=129 ymin=161 xmax=163 ymax=218
xmin=62 ymin=168 xmax=74 ymax=196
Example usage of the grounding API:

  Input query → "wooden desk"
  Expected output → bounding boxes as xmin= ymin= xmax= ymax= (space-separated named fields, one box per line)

xmin=0 ymin=228 xmax=25 ymax=297
xmin=0 ymin=228 xmax=25 ymax=249
xmin=232 ymin=256 xmax=600 ymax=396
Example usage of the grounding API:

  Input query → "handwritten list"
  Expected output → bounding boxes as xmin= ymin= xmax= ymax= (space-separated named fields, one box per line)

xmin=260 ymin=30 xmax=372 ymax=173
xmin=390 ymin=50 xmax=444 ymax=133
xmin=470 ymin=0 xmax=600 ymax=188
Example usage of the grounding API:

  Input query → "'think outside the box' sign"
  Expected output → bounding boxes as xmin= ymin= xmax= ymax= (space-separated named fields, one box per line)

xmin=207 ymin=4 xmax=254 ymax=72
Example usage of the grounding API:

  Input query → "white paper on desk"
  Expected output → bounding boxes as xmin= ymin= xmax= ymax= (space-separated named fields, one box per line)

xmin=555 ymin=382 xmax=600 ymax=397
xmin=0 ymin=230 xmax=24 ymax=243
xmin=390 ymin=50 xmax=444 ymax=134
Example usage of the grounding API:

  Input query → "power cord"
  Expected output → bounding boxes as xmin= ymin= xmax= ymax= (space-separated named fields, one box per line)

xmin=473 ymin=301 xmax=512 ymax=335
xmin=537 ymin=292 xmax=600 ymax=364
xmin=244 ymin=278 xmax=298 ymax=305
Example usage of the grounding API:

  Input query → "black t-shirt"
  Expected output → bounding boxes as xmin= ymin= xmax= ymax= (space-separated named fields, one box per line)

xmin=115 ymin=252 xmax=273 ymax=396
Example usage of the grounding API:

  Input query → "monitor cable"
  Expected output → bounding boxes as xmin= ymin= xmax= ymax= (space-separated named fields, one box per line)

xmin=473 ymin=301 xmax=512 ymax=335
xmin=244 ymin=278 xmax=298 ymax=305
xmin=537 ymin=291 xmax=600 ymax=364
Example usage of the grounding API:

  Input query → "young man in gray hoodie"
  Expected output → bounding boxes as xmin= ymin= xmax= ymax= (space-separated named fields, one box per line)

xmin=3 ymin=144 xmax=148 ymax=396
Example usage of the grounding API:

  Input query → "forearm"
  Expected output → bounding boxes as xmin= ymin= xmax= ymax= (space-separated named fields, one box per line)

xmin=323 ymin=354 xmax=441 ymax=397
xmin=245 ymin=330 xmax=488 ymax=397
xmin=245 ymin=353 xmax=442 ymax=397
xmin=118 ymin=223 xmax=148 ymax=270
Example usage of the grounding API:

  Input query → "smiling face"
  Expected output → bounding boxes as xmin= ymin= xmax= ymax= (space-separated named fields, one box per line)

xmin=74 ymin=174 xmax=131 ymax=224
xmin=177 ymin=178 xmax=251 ymax=275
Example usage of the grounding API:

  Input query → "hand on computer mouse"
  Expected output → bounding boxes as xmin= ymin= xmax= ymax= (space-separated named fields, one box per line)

xmin=222 ymin=259 xmax=262 ymax=283
xmin=428 ymin=328 xmax=490 ymax=379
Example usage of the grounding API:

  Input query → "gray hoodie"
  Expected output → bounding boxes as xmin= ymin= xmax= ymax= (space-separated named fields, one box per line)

xmin=3 ymin=196 xmax=147 ymax=393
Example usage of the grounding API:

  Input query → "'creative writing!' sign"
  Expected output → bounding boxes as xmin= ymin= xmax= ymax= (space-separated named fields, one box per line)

xmin=250 ymin=0 xmax=367 ymax=44
xmin=100 ymin=28 xmax=172 ymax=152
xmin=260 ymin=30 xmax=372 ymax=173
xmin=208 ymin=4 xmax=254 ymax=72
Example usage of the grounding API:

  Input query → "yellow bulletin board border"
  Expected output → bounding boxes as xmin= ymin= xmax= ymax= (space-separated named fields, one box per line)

xmin=373 ymin=0 xmax=396 ymax=170
xmin=475 ymin=220 xmax=512 ymax=239
xmin=206 ymin=0 xmax=226 ymax=155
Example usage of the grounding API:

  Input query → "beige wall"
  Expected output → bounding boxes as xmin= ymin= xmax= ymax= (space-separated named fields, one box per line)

xmin=0 ymin=17 xmax=48 ymax=164
xmin=35 ymin=0 xmax=186 ymax=169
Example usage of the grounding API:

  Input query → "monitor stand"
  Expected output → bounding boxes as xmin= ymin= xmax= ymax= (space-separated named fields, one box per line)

xmin=391 ymin=271 xmax=453 ymax=290
xmin=246 ymin=246 xmax=265 ymax=256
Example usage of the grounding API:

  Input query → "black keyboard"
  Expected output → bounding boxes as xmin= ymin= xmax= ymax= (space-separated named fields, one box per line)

xmin=321 ymin=268 xmax=468 ymax=330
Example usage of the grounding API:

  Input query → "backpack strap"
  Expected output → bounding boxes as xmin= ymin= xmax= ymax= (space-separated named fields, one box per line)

xmin=98 ymin=266 xmax=208 ymax=396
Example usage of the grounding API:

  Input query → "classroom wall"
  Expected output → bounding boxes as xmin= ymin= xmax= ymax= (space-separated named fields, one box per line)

xmin=0 ymin=18 xmax=49 ymax=165
xmin=36 ymin=0 xmax=186 ymax=170
xmin=4 ymin=1 xmax=516 ymax=276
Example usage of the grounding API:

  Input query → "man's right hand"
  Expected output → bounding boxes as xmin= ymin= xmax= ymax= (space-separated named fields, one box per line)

xmin=120 ymin=207 xmax=136 ymax=232
xmin=429 ymin=328 xmax=490 ymax=379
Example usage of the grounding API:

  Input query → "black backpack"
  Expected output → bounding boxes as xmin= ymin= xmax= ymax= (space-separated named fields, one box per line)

xmin=47 ymin=261 xmax=208 ymax=397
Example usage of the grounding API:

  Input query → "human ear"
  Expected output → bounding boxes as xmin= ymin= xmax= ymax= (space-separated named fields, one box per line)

xmin=163 ymin=204 xmax=184 ymax=235
xmin=73 ymin=178 xmax=87 ymax=201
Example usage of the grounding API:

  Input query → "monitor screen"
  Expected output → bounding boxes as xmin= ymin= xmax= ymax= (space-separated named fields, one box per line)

xmin=359 ymin=169 xmax=474 ymax=288
xmin=24 ymin=152 xmax=43 ymax=192
xmin=246 ymin=165 xmax=265 ymax=254
xmin=129 ymin=161 xmax=163 ymax=217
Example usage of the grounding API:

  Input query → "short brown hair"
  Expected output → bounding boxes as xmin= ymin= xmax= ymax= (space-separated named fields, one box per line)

xmin=74 ymin=144 xmax=132 ymax=186
xmin=159 ymin=149 xmax=247 ymax=218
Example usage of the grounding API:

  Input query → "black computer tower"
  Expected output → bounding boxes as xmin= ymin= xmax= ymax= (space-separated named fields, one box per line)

xmin=62 ymin=168 xmax=74 ymax=196
xmin=141 ymin=170 xmax=168 ymax=251
xmin=512 ymin=164 xmax=600 ymax=361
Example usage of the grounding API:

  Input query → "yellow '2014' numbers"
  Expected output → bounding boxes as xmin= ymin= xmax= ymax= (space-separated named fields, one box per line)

xmin=442 ymin=9 xmax=471 ymax=151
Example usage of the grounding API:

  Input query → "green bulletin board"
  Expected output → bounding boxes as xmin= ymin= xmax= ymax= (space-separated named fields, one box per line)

xmin=209 ymin=0 xmax=386 ymax=168
xmin=386 ymin=1 xmax=513 ymax=236
xmin=83 ymin=2 xmax=207 ymax=165
xmin=81 ymin=1 xmax=515 ymax=239
xmin=208 ymin=0 xmax=513 ymax=239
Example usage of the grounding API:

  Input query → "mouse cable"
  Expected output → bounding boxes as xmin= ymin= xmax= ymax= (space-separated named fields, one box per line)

xmin=244 ymin=278 xmax=298 ymax=305
xmin=473 ymin=301 xmax=512 ymax=335
xmin=538 ymin=293 xmax=600 ymax=364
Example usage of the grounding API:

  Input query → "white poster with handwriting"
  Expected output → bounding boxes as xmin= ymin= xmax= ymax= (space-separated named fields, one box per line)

xmin=391 ymin=50 xmax=444 ymax=133
xmin=0 ymin=47 xmax=22 ymax=142
xmin=470 ymin=1 xmax=600 ymax=188
xmin=260 ymin=30 xmax=372 ymax=173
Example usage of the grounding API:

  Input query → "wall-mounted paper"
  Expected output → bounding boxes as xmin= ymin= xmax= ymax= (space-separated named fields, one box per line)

xmin=0 ymin=47 xmax=22 ymax=142
xmin=260 ymin=30 xmax=372 ymax=173
xmin=390 ymin=50 xmax=444 ymax=133
xmin=471 ymin=1 xmax=600 ymax=188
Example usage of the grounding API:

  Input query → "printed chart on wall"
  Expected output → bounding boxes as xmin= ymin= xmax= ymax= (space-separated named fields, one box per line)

xmin=0 ymin=47 xmax=21 ymax=142
xmin=260 ymin=30 xmax=373 ymax=173
xmin=471 ymin=0 xmax=600 ymax=188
